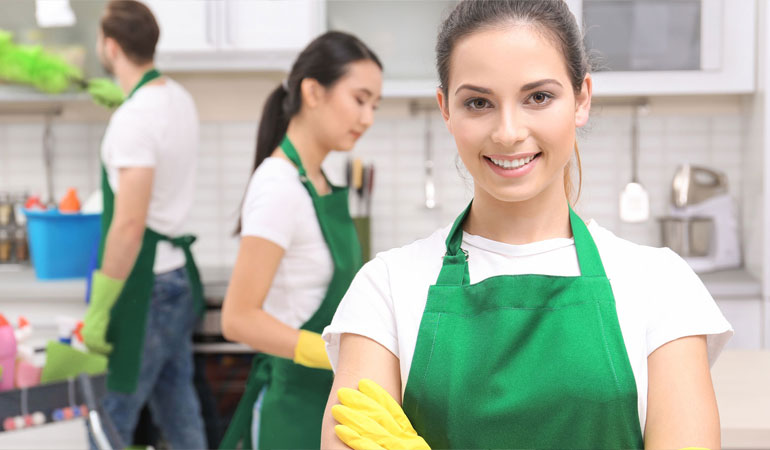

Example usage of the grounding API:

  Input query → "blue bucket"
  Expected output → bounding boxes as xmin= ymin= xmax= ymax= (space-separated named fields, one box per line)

xmin=24 ymin=209 xmax=101 ymax=280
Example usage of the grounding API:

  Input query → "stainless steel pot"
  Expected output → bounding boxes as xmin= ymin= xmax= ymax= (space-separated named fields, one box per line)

xmin=658 ymin=216 xmax=713 ymax=257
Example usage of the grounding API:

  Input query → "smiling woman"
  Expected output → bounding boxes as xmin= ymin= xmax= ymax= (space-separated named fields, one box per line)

xmin=320 ymin=1 xmax=732 ymax=450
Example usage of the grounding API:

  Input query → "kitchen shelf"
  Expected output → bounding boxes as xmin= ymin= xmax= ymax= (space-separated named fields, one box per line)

xmin=0 ymin=86 xmax=90 ymax=106
xmin=699 ymin=269 xmax=761 ymax=299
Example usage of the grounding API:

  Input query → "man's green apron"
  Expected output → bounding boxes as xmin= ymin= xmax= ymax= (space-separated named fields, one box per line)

xmin=220 ymin=136 xmax=363 ymax=449
xmin=402 ymin=202 xmax=645 ymax=449
xmin=99 ymin=68 xmax=204 ymax=394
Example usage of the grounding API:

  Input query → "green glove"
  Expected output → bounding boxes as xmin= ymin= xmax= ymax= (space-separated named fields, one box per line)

xmin=332 ymin=379 xmax=430 ymax=450
xmin=81 ymin=271 xmax=124 ymax=355
xmin=86 ymin=78 xmax=124 ymax=108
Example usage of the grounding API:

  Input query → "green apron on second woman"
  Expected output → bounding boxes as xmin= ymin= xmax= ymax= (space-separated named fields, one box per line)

xmin=220 ymin=136 xmax=363 ymax=449
xmin=99 ymin=68 xmax=204 ymax=394
xmin=401 ymin=202 xmax=645 ymax=449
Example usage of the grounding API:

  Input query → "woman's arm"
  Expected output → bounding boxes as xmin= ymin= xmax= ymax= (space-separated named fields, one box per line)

xmin=221 ymin=236 xmax=299 ymax=359
xmin=644 ymin=335 xmax=720 ymax=449
xmin=321 ymin=333 xmax=402 ymax=449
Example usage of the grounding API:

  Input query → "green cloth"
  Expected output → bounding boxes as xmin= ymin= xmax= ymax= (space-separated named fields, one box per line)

xmin=401 ymin=202 xmax=645 ymax=449
xmin=219 ymin=136 xmax=363 ymax=449
xmin=41 ymin=341 xmax=107 ymax=384
xmin=82 ymin=270 xmax=125 ymax=355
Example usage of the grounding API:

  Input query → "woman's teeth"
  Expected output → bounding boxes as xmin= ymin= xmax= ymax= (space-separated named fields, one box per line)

xmin=488 ymin=154 xmax=537 ymax=169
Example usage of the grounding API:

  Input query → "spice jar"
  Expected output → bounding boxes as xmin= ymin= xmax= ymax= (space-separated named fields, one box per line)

xmin=0 ymin=230 xmax=11 ymax=263
xmin=14 ymin=229 xmax=28 ymax=262
xmin=0 ymin=194 xmax=11 ymax=227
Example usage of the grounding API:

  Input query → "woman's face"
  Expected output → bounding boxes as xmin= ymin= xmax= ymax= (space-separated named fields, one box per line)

xmin=438 ymin=24 xmax=591 ymax=204
xmin=313 ymin=59 xmax=383 ymax=151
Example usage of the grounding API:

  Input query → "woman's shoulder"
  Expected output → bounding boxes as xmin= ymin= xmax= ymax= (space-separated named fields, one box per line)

xmin=245 ymin=157 xmax=304 ymax=196
xmin=588 ymin=221 xmax=714 ymax=311
xmin=375 ymin=225 xmax=450 ymax=269
xmin=589 ymin=220 xmax=687 ymax=276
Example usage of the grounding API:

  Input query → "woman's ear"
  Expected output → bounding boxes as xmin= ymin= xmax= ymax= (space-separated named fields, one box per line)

xmin=436 ymin=88 xmax=452 ymax=134
xmin=575 ymin=74 xmax=592 ymax=128
xmin=300 ymin=78 xmax=323 ymax=109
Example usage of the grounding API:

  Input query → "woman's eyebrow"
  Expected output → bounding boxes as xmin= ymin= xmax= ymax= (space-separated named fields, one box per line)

xmin=455 ymin=84 xmax=492 ymax=95
xmin=520 ymin=78 xmax=563 ymax=91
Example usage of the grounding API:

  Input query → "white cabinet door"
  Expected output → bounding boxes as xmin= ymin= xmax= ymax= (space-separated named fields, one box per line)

xmin=144 ymin=0 xmax=219 ymax=52
xmin=145 ymin=0 xmax=324 ymax=71
xmin=224 ymin=0 xmax=324 ymax=51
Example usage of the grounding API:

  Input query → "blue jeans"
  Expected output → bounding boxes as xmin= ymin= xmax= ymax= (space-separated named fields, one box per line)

xmin=98 ymin=268 xmax=206 ymax=449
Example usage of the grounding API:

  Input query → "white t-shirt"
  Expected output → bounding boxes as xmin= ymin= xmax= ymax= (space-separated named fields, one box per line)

xmin=323 ymin=220 xmax=733 ymax=433
xmin=101 ymin=78 xmax=199 ymax=274
xmin=241 ymin=157 xmax=333 ymax=329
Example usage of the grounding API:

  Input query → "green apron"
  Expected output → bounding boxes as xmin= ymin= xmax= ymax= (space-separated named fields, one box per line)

xmin=402 ymin=202 xmax=645 ymax=449
xmin=99 ymin=68 xmax=204 ymax=394
xmin=220 ymin=136 xmax=363 ymax=449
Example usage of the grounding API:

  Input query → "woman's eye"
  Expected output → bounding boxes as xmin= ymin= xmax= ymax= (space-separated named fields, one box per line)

xmin=356 ymin=98 xmax=365 ymax=105
xmin=465 ymin=98 xmax=491 ymax=110
xmin=529 ymin=92 xmax=553 ymax=105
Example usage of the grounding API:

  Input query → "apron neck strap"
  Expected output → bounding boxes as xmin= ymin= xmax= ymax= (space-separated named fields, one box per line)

xmin=128 ymin=68 xmax=162 ymax=99
xmin=437 ymin=201 xmax=606 ymax=286
xmin=280 ymin=135 xmax=322 ymax=197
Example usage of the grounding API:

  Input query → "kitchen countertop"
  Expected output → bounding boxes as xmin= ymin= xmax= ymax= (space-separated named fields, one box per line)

xmin=0 ymin=265 xmax=232 ymax=303
xmin=0 ymin=266 xmax=760 ymax=301
xmin=711 ymin=350 xmax=770 ymax=449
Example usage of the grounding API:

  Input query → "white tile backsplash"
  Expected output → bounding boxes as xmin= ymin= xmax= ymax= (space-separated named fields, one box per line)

xmin=0 ymin=105 xmax=748 ymax=267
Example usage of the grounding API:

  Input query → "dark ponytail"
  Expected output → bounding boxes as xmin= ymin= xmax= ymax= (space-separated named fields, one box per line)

xmin=252 ymin=84 xmax=291 ymax=176
xmin=236 ymin=31 xmax=382 ymax=234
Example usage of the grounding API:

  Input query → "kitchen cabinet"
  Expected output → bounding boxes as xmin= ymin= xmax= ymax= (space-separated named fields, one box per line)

xmin=327 ymin=0 xmax=755 ymax=97
xmin=567 ymin=0 xmax=756 ymax=96
xmin=326 ymin=0 xmax=456 ymax=97
xmin=144 ymin=0 xmax=326 ymax=72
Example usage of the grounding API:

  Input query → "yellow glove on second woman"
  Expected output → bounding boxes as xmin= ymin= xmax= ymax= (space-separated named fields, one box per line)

xmin=332 ymin=379 xmax=430 ymax=450
xmin=292 ymin=329 xmax=332 ymax=370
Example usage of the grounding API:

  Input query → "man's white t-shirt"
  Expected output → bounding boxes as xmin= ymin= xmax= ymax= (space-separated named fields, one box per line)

xmin=323 ymin=220 xmax=733 ymax=433
xmin=101 ymin=78 xmax=198 ymax=274
xmin=240 ymin=157 xmax=333 ymax=328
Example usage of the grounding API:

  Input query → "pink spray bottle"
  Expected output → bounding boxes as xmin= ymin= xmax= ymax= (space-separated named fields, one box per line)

xmin=0 ymin=314 xmax=17 ymax=391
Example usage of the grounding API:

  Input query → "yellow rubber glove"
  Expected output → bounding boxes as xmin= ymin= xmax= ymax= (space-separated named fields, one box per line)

xmin=332 ymin=379 xmax=430 ymax=450
xmin=82 ymin=271 xmax=124 ymax=355
xmin=292 ymin=329 xmax=332 ymax=370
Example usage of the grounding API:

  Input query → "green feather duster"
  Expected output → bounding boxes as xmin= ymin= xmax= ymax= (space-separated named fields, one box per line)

xmin=0 ymin=30 xmax=82 ymax=94
xmin=0 ymin=29 xmax=125 ymax=108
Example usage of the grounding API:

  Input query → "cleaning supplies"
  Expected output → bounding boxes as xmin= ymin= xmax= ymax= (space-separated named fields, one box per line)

xmin=24 ymin=195 xmax=46 ymax=211
xmin=14 ymin=317 xmax=42 ymax=388
xmin=58 ymin=187 xmax=80 ymax=213
xmin=0 ymin=314 xmax=18 ymax=391
xmin=81 ymin=189 xmax=103 ymax=214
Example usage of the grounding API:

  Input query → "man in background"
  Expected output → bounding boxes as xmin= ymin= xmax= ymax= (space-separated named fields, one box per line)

xmin=81 ymin=1 xmax=206 ymax=448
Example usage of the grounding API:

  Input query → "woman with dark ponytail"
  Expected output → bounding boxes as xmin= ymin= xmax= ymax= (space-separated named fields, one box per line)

xmin=220 ymin=31 xmax=382 ymax=449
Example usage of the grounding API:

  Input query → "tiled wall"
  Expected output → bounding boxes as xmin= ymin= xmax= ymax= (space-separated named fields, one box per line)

xmin=0 ymin=100 xmax=749 ymax=269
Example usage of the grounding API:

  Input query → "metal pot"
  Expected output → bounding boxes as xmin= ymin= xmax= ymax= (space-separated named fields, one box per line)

xmin=658 ymin=216 xmax=713 ymax=257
